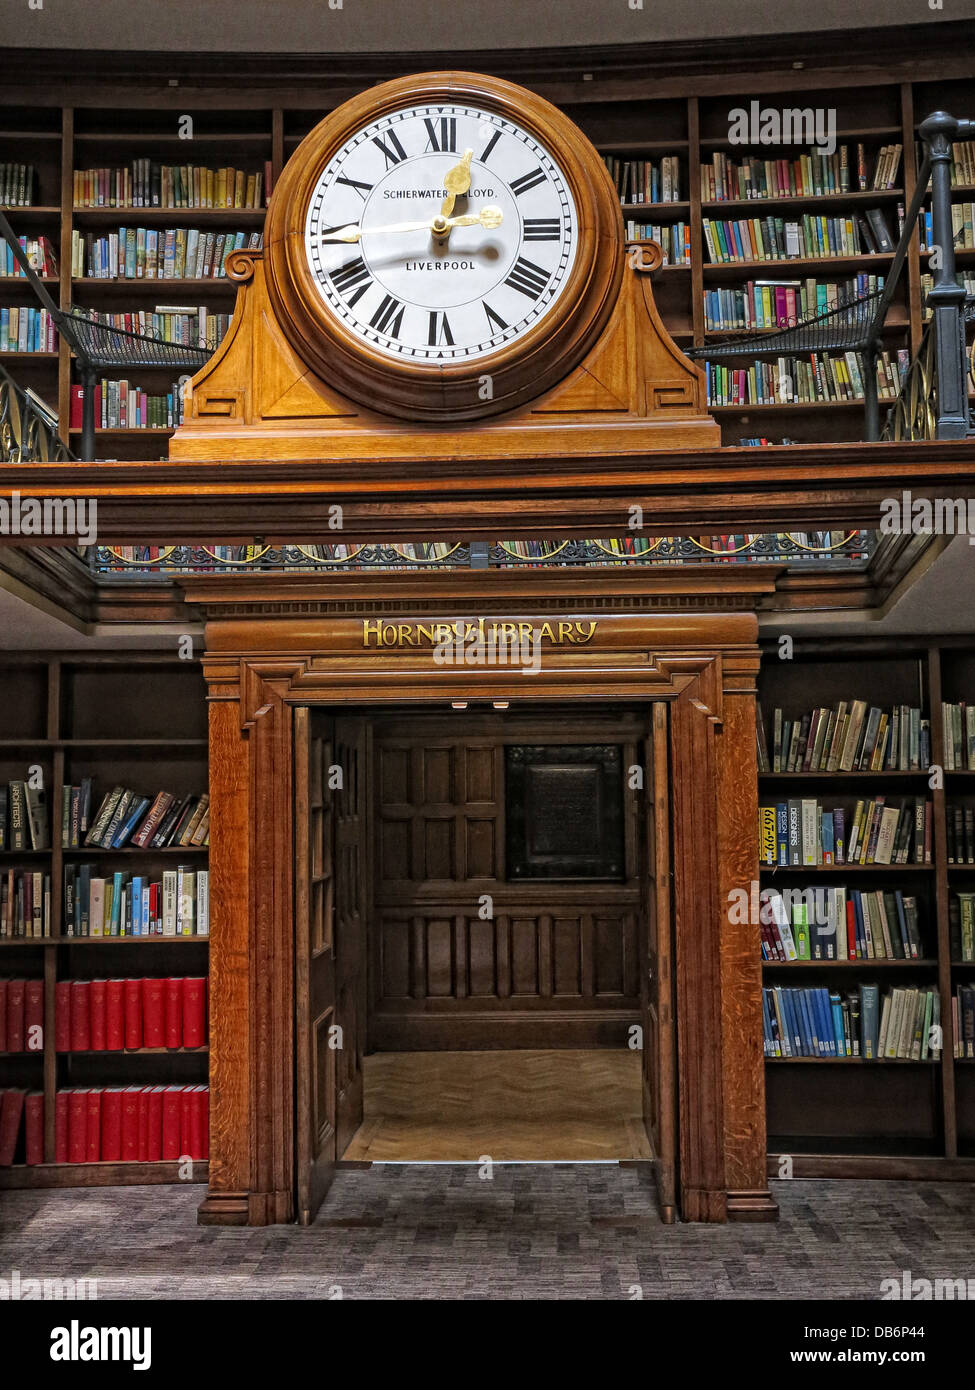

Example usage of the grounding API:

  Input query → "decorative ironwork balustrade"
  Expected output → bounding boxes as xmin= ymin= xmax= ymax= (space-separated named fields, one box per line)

xmin=0 ymin=363 xmax=75 ymax=463
xmin=90 ymin=531 xmax=878 ymax=577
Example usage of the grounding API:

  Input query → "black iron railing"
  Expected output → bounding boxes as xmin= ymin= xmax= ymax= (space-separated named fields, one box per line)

xmin=0 ymin=209 xmax=209 ymax=460
xmin=89 ymin=532 xmax=877 ymax=576
xmin=0 ymin=361 xmax=75 ymax=463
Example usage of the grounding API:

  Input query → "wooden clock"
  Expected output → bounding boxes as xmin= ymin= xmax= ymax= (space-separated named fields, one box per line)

xmin=264 ymin=71 xmax=624 ymax=421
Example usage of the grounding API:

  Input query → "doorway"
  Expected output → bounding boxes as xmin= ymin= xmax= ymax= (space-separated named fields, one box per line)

xmin=293 ymin=702 xmax=677 ymax=1221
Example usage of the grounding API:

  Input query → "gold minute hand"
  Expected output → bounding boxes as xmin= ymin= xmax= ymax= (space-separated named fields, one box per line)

xmin=321 ymin=206 xmax=503 ymax=243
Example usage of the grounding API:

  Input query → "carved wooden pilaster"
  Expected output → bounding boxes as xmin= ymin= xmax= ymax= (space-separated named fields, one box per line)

xmin=715 ymin=662 xmax=778 ymax=1222
xmin=669 ymin=669 xmax=728 ymax=1221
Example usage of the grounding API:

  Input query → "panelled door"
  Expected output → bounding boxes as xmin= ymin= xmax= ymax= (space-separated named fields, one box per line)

xmin=294 ymin=709 xmax=367 ymax=1225
xmin=642 ymin=702 xmax=679 ymax=1221
xmin=333 ymin=715 xmax=367 ymax=1158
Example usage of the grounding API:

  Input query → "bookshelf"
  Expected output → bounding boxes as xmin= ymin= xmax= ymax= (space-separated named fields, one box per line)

xmin=0 ymin=653 xmax=209 ymax=1187
xmin=758 ymin=638 xmax=975 ymax=1177
xmin=0 ymin=55 xmax=973 ymax=452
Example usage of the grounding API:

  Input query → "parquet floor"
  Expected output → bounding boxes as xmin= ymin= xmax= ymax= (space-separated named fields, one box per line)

xmin=343 ymin=1049 xmax=652 ymax=1160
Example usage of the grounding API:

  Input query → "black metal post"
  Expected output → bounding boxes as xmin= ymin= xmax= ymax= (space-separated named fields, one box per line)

xmin=862 ymin=342 xmax=881 ymax=442
xmin=469 ymin=540 xmax=490 ymax=569
xmin=920 ymin=111 xmax=973 ymax=439
xmin=80 ymin=364 xmax=98 ymax=462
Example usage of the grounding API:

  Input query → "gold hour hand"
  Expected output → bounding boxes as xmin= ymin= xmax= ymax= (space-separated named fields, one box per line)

xmin=440 ymin=148 xmax=474 ymax=221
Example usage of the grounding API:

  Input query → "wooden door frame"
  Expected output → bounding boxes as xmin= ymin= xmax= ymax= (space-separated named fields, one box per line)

xmin=186 ymin=576 xmax=777 ymax=1226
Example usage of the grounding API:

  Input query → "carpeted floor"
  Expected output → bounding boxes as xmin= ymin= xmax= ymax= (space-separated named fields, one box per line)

xmin=0 ymin=1166 xmax=973 ymax=1299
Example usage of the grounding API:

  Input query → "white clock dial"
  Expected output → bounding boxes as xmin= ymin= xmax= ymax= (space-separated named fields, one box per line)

xmin=304 ymin=102 xmax=579 ymax=363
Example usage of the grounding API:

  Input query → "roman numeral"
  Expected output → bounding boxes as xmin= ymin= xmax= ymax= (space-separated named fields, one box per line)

xmin=335 ymin=173 xmax=373 ymax=200
xmin=423 ymin=116 xmax=457 ymax=153
xmin=319 ymin=223 xmax=354 ymax=242
xmin=370 ymin=294 xmax=405 ymax=338
xmin=504 ymin=256 xmax=550 ymax=300
xmin=482 ymin=300 xmax=509 ymax=334
xmin=428 ymin=311 xmax=454 ymax=347
xmin=330 ymin=257 xmax=372 ymax=307
xmin=371 ymin=129 xmax=408 ymax=168
xmin=510 ymin=167 xmax=547 ymax=197
xmin=523 ymin=218 xmax=561 ymax=241
xmin=480 ymin=128 xmax=502 ymax=163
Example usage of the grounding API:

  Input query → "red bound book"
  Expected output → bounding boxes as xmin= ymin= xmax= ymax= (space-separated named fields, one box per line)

xmin=120 ymin=1085 xmax=142 ymax=1161
xmin=24 ymin=1091 xmax=44 ymax=1165
xmin=164 ymin=977 xmax=182 ymax=1048
xmin=88 ymin=979 xmax=107 ymax=1051
xmin=199 ymin=1086 xmax=209 ymax=1159
xmin=105 ymin=978 xmax=125 ymax=1050
xmin=86 ymin=1089 xmax=102 ymax=1162
xmin=0 ymin=981 xmax=6 ymax=1050
xmin=55 ymin=979 xmax=71 ymax=1051
xmin=68 ymin=1089 xmax=88 ymax=1163
xmin=161 ymin=1086 xmax=182 ymax=1160
xmin=182 ymin=977 xmax=207 ymax=1049
xmin=55 ymin=1089 xmax=69 ymax=1162
xmin=145 ymin=1085 xmax=165 ymax=1161
xmin=6 ymin=979 xmax=25 ymax=1052
xmin=100 ymin=1087 xmax=123 ymax=1161
xmin=142 ymin=977 xmax=165 ymax=1049
xmin=0 ymin=1089 xmax=25 ymax=1164
xmin=187 ymin=1084 xmax=203 ymax=1160
xmin=24 ymin=979 xmax=44 ymax=1053
xmin=137 ymin=1086 xmax=150 ymax=1161
xmin=124 ymin=978 xmax=143 ymax=1050
xmin=70 ymin=980 xmax=91 ymax=1051
xmin=179 ymin=1086 xmax=195 ymax=1158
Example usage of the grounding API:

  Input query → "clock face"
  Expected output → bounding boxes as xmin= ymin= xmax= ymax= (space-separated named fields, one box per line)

xmin=303 ymin=102 xmax=579 ymax=364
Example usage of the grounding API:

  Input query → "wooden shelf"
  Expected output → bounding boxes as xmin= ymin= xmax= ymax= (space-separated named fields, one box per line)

xmin=0 ymin=1160 xmax=208 ymax=1188
xmin=702 ymin=253 xmax=895 ymax=277
xmin=72 ymin=277 xmax=236 ymax=292
xmin=621 ymin=200 xmax=689 ymax=215
xmin=68 ymin=427 xmax=175 ymax=437
xmin=63 ymin=1046 xmax=208 ymax=1055
xmin=759 ymin=769 xmax=930 ymax=778
xmin=62 ymin=845 xmax=209 ymax=855
xmin=711 ymin=400 xmax=879 ymax=413
xmin=60 ymin=934 xmax=209 ymax=944
xmin=763 ymin=958 xmax=939 ymax=967
xmin=700 ymin=125 xmax=903 ymax=149
xmin=72 ymin=206 xmax=264 ymax=223
xmin=760 ymin=862 xmax=933 ymax=871
xmin=766 ymin=1055 xmax=940 ymax=1064
xmin=702 ymin=190 xmax=905 ymax=212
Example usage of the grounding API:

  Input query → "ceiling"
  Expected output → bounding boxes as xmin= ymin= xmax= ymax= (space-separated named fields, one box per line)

xmin=1 ymin=0 xmax=972 ymax=53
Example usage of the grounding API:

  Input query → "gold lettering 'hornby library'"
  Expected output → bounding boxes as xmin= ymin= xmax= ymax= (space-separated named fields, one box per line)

xmin=361 ymin=618 xmax=599 ymax=647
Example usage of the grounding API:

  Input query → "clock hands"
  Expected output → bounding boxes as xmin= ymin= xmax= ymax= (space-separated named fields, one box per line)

xmin=436 ymin=149 xmax=474 ymax=236
xmin=439 ymin=148 xmax=473 ymax=220
xmin=321 ymin=205 xmax=503 ymax=244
